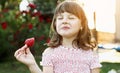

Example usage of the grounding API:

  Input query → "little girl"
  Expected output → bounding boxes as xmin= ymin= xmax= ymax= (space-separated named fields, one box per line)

xmin=14 ymin=1 xmax=102 ymax=73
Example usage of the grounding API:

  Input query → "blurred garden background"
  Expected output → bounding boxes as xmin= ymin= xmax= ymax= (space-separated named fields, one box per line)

xmin=0 ymin=0 xmax=56 ymax=61
xmin=0 ymin=0 xmax=120 ymax=73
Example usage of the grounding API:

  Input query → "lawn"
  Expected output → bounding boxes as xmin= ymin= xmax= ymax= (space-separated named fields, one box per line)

xmin=0 ymin=57 xmax=120 ymax=73
xmin=101 ymin=62 xmax=120 ymax=73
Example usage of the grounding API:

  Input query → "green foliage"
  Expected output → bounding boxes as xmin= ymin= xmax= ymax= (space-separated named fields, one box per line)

xmin=34 ymin=0 xmax=56 ymax=14
xmin=0 ymin=0 xmax=57 ymax=61
xmin=101 ymin=62 xmax=120 ymax=73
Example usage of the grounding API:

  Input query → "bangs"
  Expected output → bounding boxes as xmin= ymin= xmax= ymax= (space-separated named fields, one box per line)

xmin=55 ymin=1 xmax=83 ymax=18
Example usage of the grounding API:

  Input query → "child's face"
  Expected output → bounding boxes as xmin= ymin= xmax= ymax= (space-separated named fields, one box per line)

xmin=56 ymin=12 xmax=82 ymax=38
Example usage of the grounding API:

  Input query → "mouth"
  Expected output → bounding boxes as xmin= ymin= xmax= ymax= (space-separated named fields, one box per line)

xmin=61 ymin=26 xmax=70 ymax=30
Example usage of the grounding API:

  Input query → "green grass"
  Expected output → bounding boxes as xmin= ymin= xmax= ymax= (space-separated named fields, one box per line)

xmin=0 ymin=59 xmax=120 ymax=73
xmin=0 ymin=62 xmax=30 ymax=73
xmin=0 ymin=56 xmax=41 ymax=73
xmin=101 ymin=62 xmax=120 ymax=73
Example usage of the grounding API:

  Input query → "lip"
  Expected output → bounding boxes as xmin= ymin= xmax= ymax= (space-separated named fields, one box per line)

xmin=61 ymin=26 xmax=70 ymax=30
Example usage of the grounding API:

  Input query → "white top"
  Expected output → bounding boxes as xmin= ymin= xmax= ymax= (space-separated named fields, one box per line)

xmin=41 ymin=45 xmax=102 ymax=73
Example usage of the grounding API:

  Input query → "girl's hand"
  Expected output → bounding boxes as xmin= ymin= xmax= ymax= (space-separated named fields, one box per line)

xmin=14 ymin=44 xmax=36 ymax=66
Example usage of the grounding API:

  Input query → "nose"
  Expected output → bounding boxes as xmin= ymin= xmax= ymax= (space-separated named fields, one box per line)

xmin=62 ymin=18 xmax=68 ymax=24
xmin=62 ymin=22 xmax=68 ymax=24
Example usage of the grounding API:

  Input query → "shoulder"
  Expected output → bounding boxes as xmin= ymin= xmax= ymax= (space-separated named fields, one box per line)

xmin=88 ymin=49 xmax=99 ymax=58
xmin=84 ymin=49 xmax=98 ymax=56
xmin=42 ymin=47 xmax=54 ymax=55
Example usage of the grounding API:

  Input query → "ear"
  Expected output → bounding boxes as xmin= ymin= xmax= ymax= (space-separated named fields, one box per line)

xmin=80 ymin=27 xmax=83 ymax=30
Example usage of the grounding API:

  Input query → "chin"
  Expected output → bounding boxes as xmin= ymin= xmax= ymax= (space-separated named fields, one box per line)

xmin=58 ymin=32 xmax=75 ymax=37
xmin=60 ymin=34 xmax=73 ymax=38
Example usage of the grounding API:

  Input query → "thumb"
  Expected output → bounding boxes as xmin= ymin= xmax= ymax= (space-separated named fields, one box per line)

xmin=25 ymin=47 xmax=31 ymax=54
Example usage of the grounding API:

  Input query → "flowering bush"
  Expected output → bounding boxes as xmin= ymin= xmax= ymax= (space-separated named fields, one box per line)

xmin=0 ymin=0 xmax=55 ymax=61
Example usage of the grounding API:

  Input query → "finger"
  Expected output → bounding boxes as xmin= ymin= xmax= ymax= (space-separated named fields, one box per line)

xmin=14 ymin=45 xmax=27 ymax=57
xmin=15 ymin=52 xmax=23 ymax=59
xmin=26 ymin=48 xmax=31 ymax=54
xmin=21 ymin=44 xmax=28 ymax=50
xmin=14 ymin=48 xmax=21 ymax=57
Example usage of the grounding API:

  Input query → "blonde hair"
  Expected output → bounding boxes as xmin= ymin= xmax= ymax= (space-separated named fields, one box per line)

xmin=48 ymin=1 xmax=96 ymax=50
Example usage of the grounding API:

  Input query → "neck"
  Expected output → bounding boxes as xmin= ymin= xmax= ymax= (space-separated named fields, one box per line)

xmin=62 ymin=37 xmax=75 ymax=48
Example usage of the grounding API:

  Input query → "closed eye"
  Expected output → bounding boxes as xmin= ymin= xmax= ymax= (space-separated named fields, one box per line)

xmin=68 ymin=17 xmax=75 ymax=19
xmin=57 ymin=17 xmax=63 ymax=20
xmin=68 ymin=15 xmax=76 ymax=20
xmin=57 ymin=15 xmax=63 ymax=20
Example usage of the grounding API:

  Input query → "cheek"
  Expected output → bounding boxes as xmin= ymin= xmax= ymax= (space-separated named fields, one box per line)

xmin=72 ymin=21 xmax=81 ymax=27
xmin=72 ymin=21 xmax=82 ymax=31
xmin=56 ymin=26 xmax=59 ymax=32
xmin=56 ymin=21 xmax=61 ymax=30
xmin=55 ymin=23 xmax=60 ymax=33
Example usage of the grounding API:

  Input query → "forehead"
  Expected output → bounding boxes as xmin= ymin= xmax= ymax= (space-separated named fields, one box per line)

xmin=55 ymin=1 xmax=82 ymax=18
xmin=55 ymin=2 xmax=78 ymax=14
xmin=57 ymin=12 xmax=74 ymax=16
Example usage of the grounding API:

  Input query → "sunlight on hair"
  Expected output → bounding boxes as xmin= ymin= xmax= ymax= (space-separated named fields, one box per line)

xmin=78 ymin=0 xmax=116 ymax=33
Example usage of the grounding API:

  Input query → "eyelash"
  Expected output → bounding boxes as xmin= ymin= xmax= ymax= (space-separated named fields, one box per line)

xmin=69 ymin=17 xmax=74 ymax=19
xmin=57 ymin=17 xmax=63 ymax=20
xmin=57 ymin=17 xmax=75 ymax=20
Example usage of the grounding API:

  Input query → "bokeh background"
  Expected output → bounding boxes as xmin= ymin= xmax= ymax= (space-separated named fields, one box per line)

xmin=0 ymin=0 xmax=120 ymax=73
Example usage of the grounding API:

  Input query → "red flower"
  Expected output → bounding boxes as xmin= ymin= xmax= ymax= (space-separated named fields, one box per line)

xmin=46 ymin=18 xmax=51 ymax=23
xmin=21 ymin=11 xmax=29 ymax=14
xmin=38 ymin=35 xmax=45 ymax=41
xmin=28 ymin=3 xmax=36 ymax=9
xmin=31 ymin=12 xmax=41 ymax=17
xmin=1 ymin=22 xmax=7 ymax=30
xmin=39 ymin=16 xmax=44 ymax=22
xmin=46 ymin=38 xmax=50 ymax=43
xmin=28 ymin=23 xmax=33 ymax=30
xmin=2 ymin=8 xmax=9 ymax=12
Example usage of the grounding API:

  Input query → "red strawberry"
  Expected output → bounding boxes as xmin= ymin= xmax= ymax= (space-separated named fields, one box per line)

xmin=25 ymin=37 xmax=35 ymax=47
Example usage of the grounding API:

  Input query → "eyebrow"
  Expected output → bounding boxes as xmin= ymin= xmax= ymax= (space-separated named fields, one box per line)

xmin=57 ymin=13 xmax=74 ymax=17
